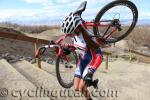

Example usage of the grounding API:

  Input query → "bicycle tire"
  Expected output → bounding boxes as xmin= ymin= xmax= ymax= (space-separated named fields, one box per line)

xmin=93 ymin=0 xmax=138 ymax=43
xmin=56 ymin=52 xmax=78 ymax=88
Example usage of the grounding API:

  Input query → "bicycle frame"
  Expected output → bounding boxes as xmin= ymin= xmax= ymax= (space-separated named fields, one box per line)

xmin=34 ymin=0 xmax=138 ymax=89
xmin=35 ymin=19 xmax=120 ymax=58
xmin=82 ymin=20 xmax=120 ymax=40
xmin=82 ymin=20 xmax=113 ymax=27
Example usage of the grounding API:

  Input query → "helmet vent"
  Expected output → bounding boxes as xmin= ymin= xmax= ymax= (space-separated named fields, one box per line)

xmin=65 ymin=17 xmax=68 ymax=21
xmin=66 ymin=22 xmax=69 ymax=27
xmin=62 ymin=23 xmax=64 ymax=27
xmin=70 ymin=22 xmax=73 ymax=27
xmin=69 ymin=17 xmax=72 ymax=21
xmin=67 ymin=28 xmax=71 ymax=33
xmin=64 ymin=28 xmax=66 ymax=33
xmin=75 ymin=20 xmax=79 ymax=26
xmin=61 ymin=12 xmax=81 ymax=34
xmin=70 ymin=27 xmax=74 ymax=33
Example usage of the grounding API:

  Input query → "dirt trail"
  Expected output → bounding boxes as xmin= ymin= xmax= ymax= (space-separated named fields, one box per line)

xmin=0 ymin=59 xmax=49 ymax=100
xmin=0 ymin=58 xmax=150 ymax=100
xmin=93 ymin=59 xmax=150 ymax=100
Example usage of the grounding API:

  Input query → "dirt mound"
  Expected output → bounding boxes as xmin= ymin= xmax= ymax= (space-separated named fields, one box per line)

xmin=0 ymin=27 xmax=24 ymax=35
xmin=24 ymin=29 xmax=60 ymax=40
xmin=115 ymin=40 xmax=137 ymax=50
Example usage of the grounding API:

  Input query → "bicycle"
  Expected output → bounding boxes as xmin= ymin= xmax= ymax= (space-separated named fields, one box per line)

xmin=35 ymin=0 xmax=138 ymax=88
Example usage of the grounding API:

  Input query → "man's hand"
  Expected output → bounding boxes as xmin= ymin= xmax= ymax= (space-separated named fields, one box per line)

xmin=83 ymin=73 xmax=99 ymax=88
xmin=61 ymin=43 xmax=76 ymax=52
xmin=63 ymin=47 xmax=71 ymax=55
xmin=49 ymin=40 xmax=55 ymax=45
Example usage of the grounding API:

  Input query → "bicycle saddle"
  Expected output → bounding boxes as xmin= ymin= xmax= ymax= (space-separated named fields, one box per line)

xmin=74 ymin=1 xmax=87 ymax=15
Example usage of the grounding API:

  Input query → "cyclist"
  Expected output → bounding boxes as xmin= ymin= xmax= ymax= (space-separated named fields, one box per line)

xmin=61 ymin=12 xmax=103 ymax=100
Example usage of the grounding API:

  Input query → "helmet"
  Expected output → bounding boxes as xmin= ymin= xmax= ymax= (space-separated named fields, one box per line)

xmin=61 ymin=12 xmax=82 ymax=34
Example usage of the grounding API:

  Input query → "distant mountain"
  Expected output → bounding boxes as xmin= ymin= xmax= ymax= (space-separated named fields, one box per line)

xmin=1 ymin=17 xmax=150 ymax=26
xmin=0 ymin=17 xmax=62 ymax=25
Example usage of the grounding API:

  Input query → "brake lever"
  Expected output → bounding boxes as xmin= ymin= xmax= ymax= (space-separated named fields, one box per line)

xmin=35 ymin=46 xmax=46 ymax=58
xmin=39 ymin=47 xmax=46 ymax=55
xmin=49 ymin=40 xmax=55 ymax=45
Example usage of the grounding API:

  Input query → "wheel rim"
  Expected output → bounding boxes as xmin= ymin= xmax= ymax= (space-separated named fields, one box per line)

xmin=57 ymin=52 xmax=77 ymax=88
xmin=95 ymin=2 xmax=137 ymax=43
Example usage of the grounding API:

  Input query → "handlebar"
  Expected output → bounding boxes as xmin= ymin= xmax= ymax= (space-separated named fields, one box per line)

xmin=35 ymin=44 xmax=62 ymax=58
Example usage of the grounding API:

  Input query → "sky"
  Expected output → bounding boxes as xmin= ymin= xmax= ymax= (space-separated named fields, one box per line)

xmin=0 ymin=0 xmax=149 ymax=25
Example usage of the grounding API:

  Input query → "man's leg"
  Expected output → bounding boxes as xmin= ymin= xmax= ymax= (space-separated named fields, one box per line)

xmin=74 ymin=77 xmax=81 ymax=91
xmin=79 ymin=79 xmax=92 ymax=100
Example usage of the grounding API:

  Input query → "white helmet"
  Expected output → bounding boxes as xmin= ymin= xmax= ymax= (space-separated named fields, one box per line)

xmin=61 ymin=12 xmax=82 ymax=34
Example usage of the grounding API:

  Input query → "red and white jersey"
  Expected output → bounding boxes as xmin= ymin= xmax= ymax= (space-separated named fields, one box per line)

xmin=73 ymin=33 xmax=87 ymax=51
xmin=72 ymin=30 xmax=97 ymax=52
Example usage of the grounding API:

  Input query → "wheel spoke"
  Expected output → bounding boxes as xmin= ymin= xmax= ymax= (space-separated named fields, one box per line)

xmin=93 ymin=1 xmax=138 ymax=43
xmin=56 ymin=52 xmax=77 ymax=88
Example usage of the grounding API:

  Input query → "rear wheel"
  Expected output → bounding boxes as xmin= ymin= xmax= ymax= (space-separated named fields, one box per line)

xmin=93 ymin=0 xmax=138 ymax=43
xmin=56 ymin=51 xmax=78 ymax=88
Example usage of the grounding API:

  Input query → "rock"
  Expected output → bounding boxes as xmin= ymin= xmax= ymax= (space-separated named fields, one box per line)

xmin=1 ymin=52 xmax=10 ymax=57
xmin=0 ymin=57 xmax=2 ymax=60
xmin=19 ymin=56 xmax=26 ymax=61
xmin=40 ymin=57 xmax=47 ymax=62
xmin=30 ymin=58 xmax=36 ymax=64
xmin=115 ymin=40 xmax=129 ymax=50
xmin=25 ymin=56 xmax=33 ymax=62
xmin=5 ymin=55 xmax=21 ymax=63
xmin=8 ymin=59 xmax=18 ymax=63
xmin=0 ymin=52 xmax=42 ymax=64
xmin=46 ymin=58 xmax=53 ymax=64
xmin=138 ymin=46 xmax=149 ymax=51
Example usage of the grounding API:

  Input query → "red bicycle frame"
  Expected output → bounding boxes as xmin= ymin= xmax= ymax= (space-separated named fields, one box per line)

xmin=82 ymin=20 xmax=113 ymax=27
xmin=35 ymin=19 xmax=119 ymax=58
xmin=83 ymin=20 xmax=119 ymax=39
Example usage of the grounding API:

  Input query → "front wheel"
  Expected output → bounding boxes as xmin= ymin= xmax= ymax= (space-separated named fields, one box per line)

xmin=93 ymin=0 xmax=138 ymax=43
xmin=56 ymin=51 xmax=78 ymax=88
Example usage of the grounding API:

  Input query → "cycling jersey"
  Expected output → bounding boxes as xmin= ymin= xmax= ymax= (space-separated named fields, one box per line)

xmin=73 ymin=30 xmax=103 ymax=79
xmin=73 ymin=30 xmax=98 ymax=56
xmin=73 ymin=33 xmax=87 ymax=51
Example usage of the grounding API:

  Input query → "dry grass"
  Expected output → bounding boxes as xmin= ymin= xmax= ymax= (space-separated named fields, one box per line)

xmin=125 ymin=26 xmax=150 ymax=47
xmin=0 ymin=22 xmax=150 ymax=49
xmin=0 ymin=22 xmax=60 ymax=34
xmin=0 ymin=22 xmax=150 ymax=64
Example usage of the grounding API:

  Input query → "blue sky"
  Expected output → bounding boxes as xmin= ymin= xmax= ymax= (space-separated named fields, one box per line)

xmin=0 ymin=0 xmax=149 ymax=25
